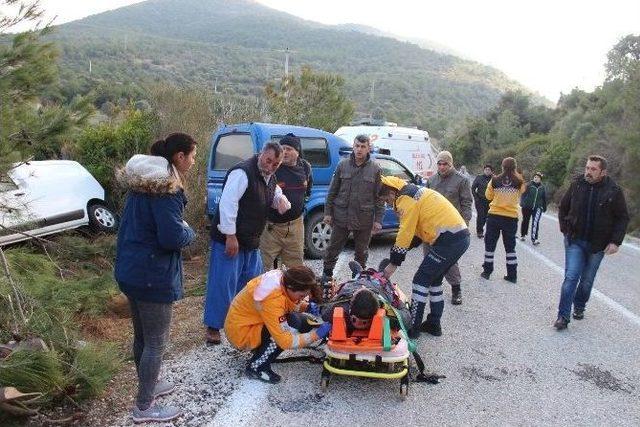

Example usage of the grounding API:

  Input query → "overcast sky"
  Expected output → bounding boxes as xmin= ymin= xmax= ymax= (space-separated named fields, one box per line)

xmin=14 ymin=0 xmax=640 ymax=102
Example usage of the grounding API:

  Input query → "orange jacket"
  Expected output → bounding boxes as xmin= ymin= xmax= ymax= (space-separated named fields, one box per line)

xmin=224 ymin=270 xmax=320 ymax=351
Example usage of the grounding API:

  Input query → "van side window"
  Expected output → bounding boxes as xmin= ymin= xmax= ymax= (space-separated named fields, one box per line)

xmin=213 ymin=133 xmax=254 ymax=170
xmin=376 ymin=158 xmax=412 ymax=181
xmin=270 ymin=136 xmax=330 ymax=167
xmin=301 ymin=138 xmax=330 ymax=167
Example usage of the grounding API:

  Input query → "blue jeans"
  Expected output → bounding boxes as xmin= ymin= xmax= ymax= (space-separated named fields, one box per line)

xmin=557 ymin=237 xmax=605 ymax=320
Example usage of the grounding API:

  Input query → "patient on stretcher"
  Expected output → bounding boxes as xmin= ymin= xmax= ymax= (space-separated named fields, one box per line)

xmin=320 ymin=260 xmax=411 ymax=333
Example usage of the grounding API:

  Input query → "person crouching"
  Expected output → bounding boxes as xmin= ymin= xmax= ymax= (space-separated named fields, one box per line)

xmin=224 ymin=265 xmax=331 ymax=383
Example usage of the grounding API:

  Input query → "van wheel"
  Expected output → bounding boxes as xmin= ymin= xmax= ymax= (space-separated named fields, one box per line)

xmin=304 ymin=211 xmax=332 ymax=259
xmin=88 ymin=203 xmax=119 ymax=233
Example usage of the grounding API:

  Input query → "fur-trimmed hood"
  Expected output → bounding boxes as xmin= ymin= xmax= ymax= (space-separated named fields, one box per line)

xmin=117 ymin=154 xmax=183 ymax=194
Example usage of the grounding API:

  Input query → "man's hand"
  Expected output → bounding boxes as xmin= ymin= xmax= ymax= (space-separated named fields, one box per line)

xmin=225 ymin=234 xmax=239 ymax=257
xmin=383 ymin=263 xmax=398 ymax=280
xmin=276 ymin=195 xmax=291 ymax=214
xmin=372 ymin=222 xmax=382 ymax=234
xmin=604 ymin=243 xmax=619 ymax=255
xmin=323 ymin=215 xmax=332 ymax=225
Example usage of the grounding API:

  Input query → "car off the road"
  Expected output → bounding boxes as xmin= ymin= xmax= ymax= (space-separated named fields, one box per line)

xmin=0 ymin=160 xmax=118 ymax=245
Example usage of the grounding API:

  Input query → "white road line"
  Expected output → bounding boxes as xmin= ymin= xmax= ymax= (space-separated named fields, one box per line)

xmin=210 ymin=251 xmax=351 ymax=426
xmin=542 ymin=212 xmax=640 ymax=253
xmin=517 ymin=241 xmax=640 ymax=328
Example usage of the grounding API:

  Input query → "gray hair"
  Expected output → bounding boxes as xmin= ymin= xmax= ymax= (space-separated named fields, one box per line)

xmin=262 ymin=141 xmax=283 ymax=157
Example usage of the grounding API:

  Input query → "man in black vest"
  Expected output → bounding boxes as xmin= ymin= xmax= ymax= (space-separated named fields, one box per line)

xmin=260 ymin=133 xmax=313 ymax=270
xmin=203 ymin=142 xmax=290 ymax=344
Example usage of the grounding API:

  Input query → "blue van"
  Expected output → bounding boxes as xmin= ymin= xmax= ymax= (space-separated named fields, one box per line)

xmin=206 ymin=122 xmax=420 ymax=258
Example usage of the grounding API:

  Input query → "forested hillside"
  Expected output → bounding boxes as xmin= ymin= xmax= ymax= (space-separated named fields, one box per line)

xmin=44 ymin=0 xmax=535 ymax=136
xmin=448 ymin=35 xmax=640 ymax=233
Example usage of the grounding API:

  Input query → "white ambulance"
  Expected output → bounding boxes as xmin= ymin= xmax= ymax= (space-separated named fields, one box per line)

xmin=335 ymin=121 xmax=439 ymax=177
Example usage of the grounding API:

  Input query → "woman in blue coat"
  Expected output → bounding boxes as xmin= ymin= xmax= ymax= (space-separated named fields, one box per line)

xmin=114 ymin=133 xmax=196 ymax=423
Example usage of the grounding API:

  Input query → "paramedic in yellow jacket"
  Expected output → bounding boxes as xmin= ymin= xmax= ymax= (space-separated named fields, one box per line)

xmin=481 ymin=157 xmax=526 ymax=283
xmin=379 ymin=176 xmax=470 ymax=338
xmin=225 ymin=265 xmax=331 ymax=384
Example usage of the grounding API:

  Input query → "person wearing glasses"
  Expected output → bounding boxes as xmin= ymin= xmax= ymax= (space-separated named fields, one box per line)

xmin=425 ymin=151 xmax=473 ymax=305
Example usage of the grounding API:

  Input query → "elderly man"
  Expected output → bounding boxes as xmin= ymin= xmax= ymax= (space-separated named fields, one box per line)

xmin=425 ymin=151 xmax=473 ymax=305
xmin=204 ymin=142 xmax=291 ymax=344
xmin=553 ymin=155 xmax=629 ymax=330
xmin=321 ymin=134 xmax=385 ymax=289
xmin=260 ymin=133 xmax=313 ymax=270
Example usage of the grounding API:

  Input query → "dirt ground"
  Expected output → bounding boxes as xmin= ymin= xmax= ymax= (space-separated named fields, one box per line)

xmin=30 ymin=256 xmax=210 ymax=426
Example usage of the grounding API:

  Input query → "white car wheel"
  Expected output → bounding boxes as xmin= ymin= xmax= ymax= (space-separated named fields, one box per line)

xmin=88 ymin=204 xmax=118 ymax=233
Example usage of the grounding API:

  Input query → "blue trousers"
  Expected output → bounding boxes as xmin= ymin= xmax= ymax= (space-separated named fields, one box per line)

xmin=411 ymin=230 xmax=470 ymax=329
xmin=557 ymin=237 xmax=604 ymax=321
xmin=203 ymin=241 xmax=263 ymax=329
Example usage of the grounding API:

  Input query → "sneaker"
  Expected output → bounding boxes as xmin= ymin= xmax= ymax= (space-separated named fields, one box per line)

xmin=480 ymin=271 xmax=491 ymax=280
xmin=205 ymin=327 xmax=221 ymax=345
xmin=553 ymin=317 xmax=569 ymax=330
xmin=419 ymin=321 xmax=442 ymax=337
xmin=503 ymin=275 xmax=517 ymax=284
xmin=477 ymin=232 xmax=484 ymax=239
xmin=132 ymin=404 xmax=181 ymax=423
xmin=519 ymin=236 xmax=526 ymax=241
xmin=532 ymin=239 xmax=540 ymax=245
xmin=573 ymin=309 xmax=585 ymax=320
xmin=451 ymin=292 xmax=462 ymax=305
xmin=245 ymin=366 xmax=281 ymax=384
xmin=153 ymin=380 xmax=175 ymax=398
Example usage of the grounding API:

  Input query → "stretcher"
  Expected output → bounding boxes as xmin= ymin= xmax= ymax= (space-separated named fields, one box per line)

xmin=320 ymin=306 xmax=412 ymax=398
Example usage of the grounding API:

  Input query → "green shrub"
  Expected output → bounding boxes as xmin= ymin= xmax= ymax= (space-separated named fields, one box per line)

xmin=0 ymin=350 xmax=67 ymax=401
xmin=73 ymin=109 xmax=159 ymax=209
xmin=70 ymin=342 xmax=122 ymax=399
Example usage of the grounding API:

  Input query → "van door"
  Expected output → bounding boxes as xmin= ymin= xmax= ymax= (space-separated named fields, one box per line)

xmin=207 ymin=132 xmax=256 ymax=217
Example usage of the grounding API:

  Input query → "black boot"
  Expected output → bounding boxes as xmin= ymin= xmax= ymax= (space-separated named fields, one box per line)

xmin=451 ymin=285 xmax=462 ymax=305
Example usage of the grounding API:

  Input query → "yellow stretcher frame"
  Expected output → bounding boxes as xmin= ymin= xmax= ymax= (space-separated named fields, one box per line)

xmin=323 ymin=359 xmax=409 ymax=379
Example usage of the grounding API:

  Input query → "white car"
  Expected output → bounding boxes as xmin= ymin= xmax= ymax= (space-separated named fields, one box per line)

xmin=0 ymin=160 xmax=118 ymax=246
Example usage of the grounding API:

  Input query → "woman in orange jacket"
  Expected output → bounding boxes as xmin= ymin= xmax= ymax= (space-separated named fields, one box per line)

xmin=225 ymin=265 xmax=331 ymax=383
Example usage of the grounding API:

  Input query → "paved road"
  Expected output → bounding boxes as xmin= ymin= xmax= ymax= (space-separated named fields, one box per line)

xmin=112 ymin=213 xmax=640 ymax=426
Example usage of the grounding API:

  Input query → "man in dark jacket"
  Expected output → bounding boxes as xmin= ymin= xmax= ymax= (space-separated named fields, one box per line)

xmin=322 ymin=134 xmax=385 ymax=289
xmin=553 ymin=155 xmax=629 ymax=330
xmin=471 ymin=165 xmax=493 ymax=238
xmin=204 ymin=142 xmax=291 ymax=344
xmin=259 ymin=133 xmax=313 ymax=270
xmin=425 ymin=150 xmax=473 ymax=305
xmin=520 ymin=172 xmax=547 ymax=245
